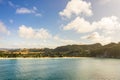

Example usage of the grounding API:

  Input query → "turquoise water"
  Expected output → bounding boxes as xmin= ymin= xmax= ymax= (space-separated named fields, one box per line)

xmin=0 ymin=58 xmax=120 ymax=80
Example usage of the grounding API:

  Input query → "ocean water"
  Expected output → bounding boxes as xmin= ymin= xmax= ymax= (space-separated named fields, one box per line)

xmin=0 ymin=58 xmax=120 ymax=80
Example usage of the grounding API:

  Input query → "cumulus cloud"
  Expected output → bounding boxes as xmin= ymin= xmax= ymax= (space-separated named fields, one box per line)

xmin=93 ymin=16 xmax=119 ymax=35
xmin=60 ymin=0 xmax=120 ymax=45
xmin=63 ymin=17 xmax=96 ymax=33
xmin=63 ymin=16 xmax=120 ymax=34
xmin=0 ymin=21 xmax=10 ymax=35
xmin=63 ymin=15 xmax=120 ymax=44
xmin=59 ymin=0 xmax=92 ymax=18
xmin=18 ymin=25 xmax=51 ymax=39
xmin=94 ymin=16 xmax=120 ymax=43
xmin=81 ymin=32 xmax=111 ymax=45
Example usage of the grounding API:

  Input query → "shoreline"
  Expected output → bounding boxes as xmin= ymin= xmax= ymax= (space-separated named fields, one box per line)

xmin=0 ymin=57 xmax=87 ymax=59
xmin=0 ymin=56 xmax=119 ymax=60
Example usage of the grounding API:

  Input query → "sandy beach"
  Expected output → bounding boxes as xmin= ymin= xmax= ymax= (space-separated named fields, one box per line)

xmin=0 ymin=57 xmax=84 ymax=59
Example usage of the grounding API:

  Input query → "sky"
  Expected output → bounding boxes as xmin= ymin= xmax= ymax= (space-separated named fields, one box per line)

xmin=0 ymin=0 xmax=120 ymax=48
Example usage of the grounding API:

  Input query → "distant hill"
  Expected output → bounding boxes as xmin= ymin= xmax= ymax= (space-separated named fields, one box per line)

xmin=91 ymin=42 xmax=120 ymax=58
xmin=52 ymin=43 xmax=102 ymax=57
xmin=1 ymin=42 xmax=120 ymax=58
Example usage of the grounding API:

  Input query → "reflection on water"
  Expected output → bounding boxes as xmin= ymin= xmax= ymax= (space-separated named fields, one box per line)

xmin=0 ymin=58 xmax=120 ymax=80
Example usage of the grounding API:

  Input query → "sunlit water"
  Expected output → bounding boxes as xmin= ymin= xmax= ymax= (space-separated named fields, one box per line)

xmin=0 ymin=58 xmax=120 ymax=80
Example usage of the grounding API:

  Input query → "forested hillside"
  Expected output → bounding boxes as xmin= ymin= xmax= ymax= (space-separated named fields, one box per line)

xmin=0 ymin=43 xmax=120 ymax=58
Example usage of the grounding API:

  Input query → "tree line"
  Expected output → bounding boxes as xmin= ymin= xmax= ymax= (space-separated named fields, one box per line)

xmin=0 ymin=42 xmax=120 ymax=58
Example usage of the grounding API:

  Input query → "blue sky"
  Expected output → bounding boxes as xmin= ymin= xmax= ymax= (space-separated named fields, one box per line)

xmin=0 ymin=0 xmax=120 ymax=48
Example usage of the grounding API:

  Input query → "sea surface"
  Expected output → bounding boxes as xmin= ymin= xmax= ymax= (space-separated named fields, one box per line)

xmin=0 ymin=57 xmax=120 ymax=80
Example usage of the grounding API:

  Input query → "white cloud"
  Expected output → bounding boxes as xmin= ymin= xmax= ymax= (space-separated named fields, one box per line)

xmin=93 ymin=16 xmax=119 ymax=35
xmin=94 ymin=16 xmax=120 ymax=43
xmin=60 ymin=0 xmax=120 ymax=45
xmin=0 ymin=21 xmax=10 ymax=35
xmin=63 ymin=15 xmax=120 ymax=44
xmin=63 ymin=17 xmax=96 ymax=33
xmin=35 ymin=28 xmax=51 ymax=39
xmin=16 ymin=7 xmax=42 ymax=17
xmin=19 ymin=25 xmax=34 ymax=39
xmin=18 ymin=25 xmax=51 ymax=39
xmin=81 ymin=32 xmax=111 ymax=45
xmin=59 ymin=0 xmax=92 ymax=18
xmin=16 ymin=7 xmax=35 ymax=14
xmin=53 ymin=35 xmax=76 ymax=44
xmin=63 ymin=16 xmax=120 ymax=34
